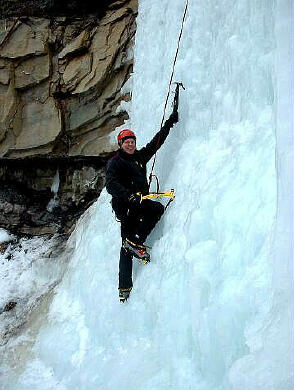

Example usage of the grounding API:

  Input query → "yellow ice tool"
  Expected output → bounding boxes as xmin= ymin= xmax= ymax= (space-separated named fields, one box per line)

xmin=137 ymin=189 xmax=175 ymax=206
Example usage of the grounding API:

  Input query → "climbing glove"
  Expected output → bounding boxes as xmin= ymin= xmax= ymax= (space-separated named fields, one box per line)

xmin=128 ymin=193 xmax=142 ymax=205
xmin=170 ymin=109 xmax=179 ymax=124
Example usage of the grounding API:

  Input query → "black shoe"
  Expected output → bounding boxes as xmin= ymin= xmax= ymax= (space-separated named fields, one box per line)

xmin=119 ymin=288 xmax=131 ymax=303
xmin=123 ymin=238 xmax=150 ymax=263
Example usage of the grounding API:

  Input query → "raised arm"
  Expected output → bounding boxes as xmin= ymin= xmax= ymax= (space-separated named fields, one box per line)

xmin=139 ymin=110 xmax=178 ymax=163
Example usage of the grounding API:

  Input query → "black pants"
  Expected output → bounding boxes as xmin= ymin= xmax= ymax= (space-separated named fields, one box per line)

xmin=118 ymin=199 xmax=164 ymax=290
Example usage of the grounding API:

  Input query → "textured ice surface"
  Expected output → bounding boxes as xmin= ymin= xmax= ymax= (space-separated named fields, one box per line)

xmin=0 ymin=0 xmax=293 ymax=389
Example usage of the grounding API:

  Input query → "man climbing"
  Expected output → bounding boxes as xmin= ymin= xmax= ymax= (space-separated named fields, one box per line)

xmin=106 ymin=88 xmax=180 ymax=303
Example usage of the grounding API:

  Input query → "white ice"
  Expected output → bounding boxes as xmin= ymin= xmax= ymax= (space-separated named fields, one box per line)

xmin=0 ymin=0 xmax=293 ymax=389
xmin=0 ymin=229 xmax=13 ymax=244
xmin=47 ymin=170 xmax=60 ymax=212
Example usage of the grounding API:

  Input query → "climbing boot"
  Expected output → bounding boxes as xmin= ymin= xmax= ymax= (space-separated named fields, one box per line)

xmin=123 ymin=238 xmax=150 ymax=264
xmin=119 ymin=288 xmax=132 ymax=303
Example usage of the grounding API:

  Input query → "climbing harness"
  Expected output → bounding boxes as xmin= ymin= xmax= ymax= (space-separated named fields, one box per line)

xmin=147 ymin=0 xmax=190 ymax=207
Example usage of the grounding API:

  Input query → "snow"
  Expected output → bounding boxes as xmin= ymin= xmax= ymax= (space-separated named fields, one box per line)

xmin=0 ymin=0 xmax=293 ymax=389
xmin=0 ymin=229 xmax=13 ymax=244
xmin=47 ymin=170 xmax=60 ymax=212
xmin=0 ymin=235 xmax=69 ymax=358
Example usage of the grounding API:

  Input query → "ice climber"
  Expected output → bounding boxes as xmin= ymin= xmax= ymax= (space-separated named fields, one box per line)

xmin=106 ymin=96 xmax=179 ymax=303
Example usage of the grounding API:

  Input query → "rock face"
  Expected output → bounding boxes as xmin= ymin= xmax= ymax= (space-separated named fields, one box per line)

xmin=0 ymin=0 xmax=137 ymax=235
xmin=0 ymin=155 xmax=112 ymax=235
xmin=0 ymin=1 xmax=137 ymax=158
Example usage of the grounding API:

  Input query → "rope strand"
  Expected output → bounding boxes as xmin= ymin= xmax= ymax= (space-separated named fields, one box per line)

xmin=149 ymin=0 xmax=190 ymax=187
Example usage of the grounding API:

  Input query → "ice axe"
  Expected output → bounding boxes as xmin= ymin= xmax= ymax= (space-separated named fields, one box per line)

xmin=172 ymin=82 xmax=185 ymax=113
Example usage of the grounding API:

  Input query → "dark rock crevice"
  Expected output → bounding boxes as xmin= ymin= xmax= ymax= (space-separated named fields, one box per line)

xmin=0 ymin=0 xmax=119 ymax=18
xmin=0 ymin=154 xmax=115 ymax=236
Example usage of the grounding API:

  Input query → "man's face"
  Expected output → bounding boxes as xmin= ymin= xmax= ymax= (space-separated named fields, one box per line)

xmin=121 ymin=138 xmax=136 ymax=154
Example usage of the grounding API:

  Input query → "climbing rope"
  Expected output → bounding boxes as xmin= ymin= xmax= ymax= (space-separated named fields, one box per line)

xmin=148 ymin=0 xmax=190 ymax=189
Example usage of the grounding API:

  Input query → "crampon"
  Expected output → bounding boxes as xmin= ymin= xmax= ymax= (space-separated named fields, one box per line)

xmin=123 ymin=238 xmax=150 ymax=264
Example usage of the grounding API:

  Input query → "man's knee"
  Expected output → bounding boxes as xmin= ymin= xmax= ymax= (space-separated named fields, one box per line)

xmin=144 ymin=200 xmax=164 ymax=223
xmin=153 ymin=201 xmax=165 ymax=218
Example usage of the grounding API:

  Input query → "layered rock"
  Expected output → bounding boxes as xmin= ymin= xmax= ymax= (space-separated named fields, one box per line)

xmin=0 ymin=0 xmax=125 ymax=18
xmin=0 ymin=0 xmax=137 ymax=235
xmin=0 ymin=0 xmax=137 ymax=158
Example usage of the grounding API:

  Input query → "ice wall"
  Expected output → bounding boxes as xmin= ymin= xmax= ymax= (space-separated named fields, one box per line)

xmin=1 ymin=0 xmax=292 ymax=389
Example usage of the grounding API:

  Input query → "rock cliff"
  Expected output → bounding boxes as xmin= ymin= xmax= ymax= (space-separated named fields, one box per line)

xmin=0 ymin=0 xmax=137 ymax=235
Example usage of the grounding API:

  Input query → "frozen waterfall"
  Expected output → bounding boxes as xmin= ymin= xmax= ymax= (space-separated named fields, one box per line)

xmin=1 ymin=0 xmax=293 ymax=389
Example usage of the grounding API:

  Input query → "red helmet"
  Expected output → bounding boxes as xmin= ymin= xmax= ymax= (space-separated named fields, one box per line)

xmin=117 ymin=129 xmax=136 ymax=146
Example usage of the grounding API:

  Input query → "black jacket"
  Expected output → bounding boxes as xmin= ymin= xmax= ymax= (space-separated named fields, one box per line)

xmin=106 ymin=112 xmax=178 ymax=215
